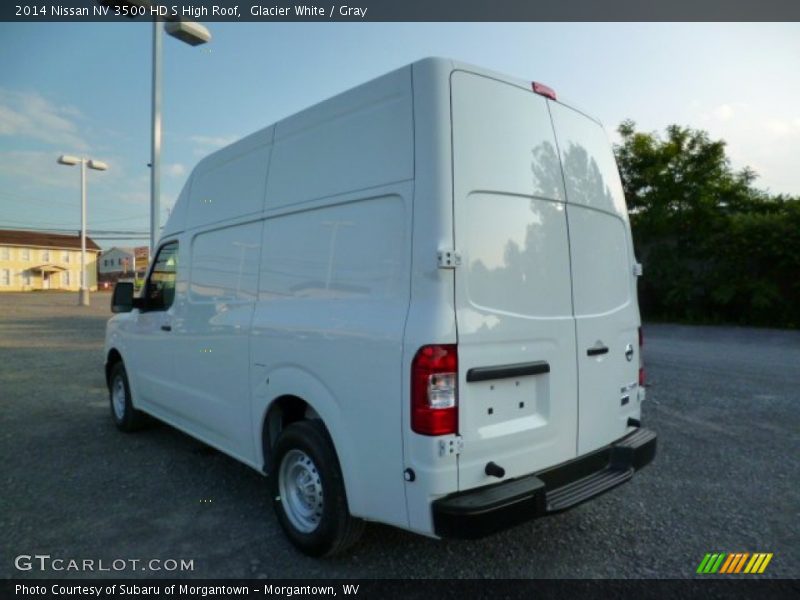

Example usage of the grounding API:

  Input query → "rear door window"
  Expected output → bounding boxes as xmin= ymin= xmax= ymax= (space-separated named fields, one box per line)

xmin=450 ymin=71 xmax=572 ymax=318
xmin=549 ymin=103 xmax=632 ymax=314
xmin=549 ymin=103 xmax=628 ymax=216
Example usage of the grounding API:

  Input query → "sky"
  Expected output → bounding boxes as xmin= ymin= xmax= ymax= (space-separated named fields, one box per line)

xmin=1 ymin=22 xmax=799 ymax=249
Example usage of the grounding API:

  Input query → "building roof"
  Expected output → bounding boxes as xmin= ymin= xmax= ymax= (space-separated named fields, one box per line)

xmin=101 ymin=246 xmax=134 ymax=255
xmin=0 ymin=229 xmax=101 ymax=252
xmin=101 ymin=246 xmax=149 ymax=258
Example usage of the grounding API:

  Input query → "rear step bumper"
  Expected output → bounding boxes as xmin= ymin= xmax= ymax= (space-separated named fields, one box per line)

xmin=432 ymin=427 xmax=657 ymax=539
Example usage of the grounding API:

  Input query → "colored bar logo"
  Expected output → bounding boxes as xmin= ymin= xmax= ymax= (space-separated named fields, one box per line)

xmin=696 ymin=552 xmax=773 ymax=574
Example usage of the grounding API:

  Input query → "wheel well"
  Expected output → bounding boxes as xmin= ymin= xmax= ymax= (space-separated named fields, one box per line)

xmin=261 ymin=395 xmax=323 ymax=474
xmin=105 ymin=349 xmax=123 ymax=387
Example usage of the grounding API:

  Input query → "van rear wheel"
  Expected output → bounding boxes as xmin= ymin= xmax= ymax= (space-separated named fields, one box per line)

xmin=270 ymin=420 xmax=364 ymax=556
xmin=109 ymin=362 xmax=147 ymax=432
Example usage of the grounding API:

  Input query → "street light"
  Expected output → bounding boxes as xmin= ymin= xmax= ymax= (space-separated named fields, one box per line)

xmin=57 ymin=154 xmax=108 ymax=306
xmin=164 ymin=21 xmax=212 ymax=46
xmin=96 ymin=1 xmax=211 ymax=253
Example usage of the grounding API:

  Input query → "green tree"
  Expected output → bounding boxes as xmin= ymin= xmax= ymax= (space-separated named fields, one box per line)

xmin=614 ymin=121 xmax=800 ymax=327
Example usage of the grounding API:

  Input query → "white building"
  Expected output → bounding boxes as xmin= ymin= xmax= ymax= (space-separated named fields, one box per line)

xmin=98 ymin=246 xmax=149 ymax=279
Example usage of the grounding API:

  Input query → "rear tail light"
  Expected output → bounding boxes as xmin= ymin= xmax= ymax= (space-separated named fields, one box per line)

xmin=411 ymin=344 xmax=458 ymax=436
xmin=638 ymin=326 xmax=646 ymax=387
xmin=532 ymin=81 xmax=557 ymax=100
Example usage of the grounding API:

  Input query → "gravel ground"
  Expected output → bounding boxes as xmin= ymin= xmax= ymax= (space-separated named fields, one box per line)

xmin=1 ymin=293 xmax=798 ymax=579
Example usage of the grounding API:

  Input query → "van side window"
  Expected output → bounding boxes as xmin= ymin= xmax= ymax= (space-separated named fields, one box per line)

xmin=145 ymin=242 xmax=179 ymax=311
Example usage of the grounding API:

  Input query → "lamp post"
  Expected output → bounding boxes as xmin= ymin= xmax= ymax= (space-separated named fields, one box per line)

xmin=96 ymin=1 xmax=211 ymax=254
xmin=151 ymin=19 xmax=211 ymax=253
xmin=57 ymin=154 xmax=108 ymax=306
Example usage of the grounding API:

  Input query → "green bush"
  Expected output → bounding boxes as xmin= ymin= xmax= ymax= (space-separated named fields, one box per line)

xmin=616 ymin=121 xmax=800 ymax=328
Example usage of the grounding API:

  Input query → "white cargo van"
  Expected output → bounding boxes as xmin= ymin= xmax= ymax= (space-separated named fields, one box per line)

xmin=105 ymin=57 xmax=656 ymax=556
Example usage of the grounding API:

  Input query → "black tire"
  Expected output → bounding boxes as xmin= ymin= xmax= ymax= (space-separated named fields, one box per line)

xmin=108 ymin=361 xmax=147 ymax=432
xmin=270 ymin=420 xmax=365 ymax=557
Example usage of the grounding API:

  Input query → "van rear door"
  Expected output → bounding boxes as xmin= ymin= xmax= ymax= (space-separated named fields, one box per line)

xmin=549 ymin=103 xmax=642 ymax=455
xmin=450 ymin=71 xmax=578 ymax=490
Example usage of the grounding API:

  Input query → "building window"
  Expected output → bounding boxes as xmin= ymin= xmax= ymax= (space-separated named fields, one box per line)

xmin=63 ymin=251 xmax=70 ymax=263
xmin=21 ymin=248 xmax=30 ymax=261
xmin=22 ymin=270 xmax=31 ymax=286
xmin=42 ymin=249 xmax=50 ymax=261
xmin=0 ymin=269 xmax=9 ymax=286
xmin=63 ymin=271 xmax=71 ymax=287
xmin=0 ymin=247 xmax=9 ymax=260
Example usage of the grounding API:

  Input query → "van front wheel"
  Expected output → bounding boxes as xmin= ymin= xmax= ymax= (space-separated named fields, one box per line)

xmin=270 ymin=420 xmax=364 ymax=556
xmin=108 ymin=361 xmax=147 ymax=432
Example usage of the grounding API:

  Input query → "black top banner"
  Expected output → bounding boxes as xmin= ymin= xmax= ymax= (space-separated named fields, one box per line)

xmin=3 ymin=0 xmax=800 ymax=22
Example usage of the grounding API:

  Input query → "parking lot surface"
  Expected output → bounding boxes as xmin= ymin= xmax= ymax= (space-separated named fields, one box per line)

xmin=1 ymin=292 xmax=797 ymax=578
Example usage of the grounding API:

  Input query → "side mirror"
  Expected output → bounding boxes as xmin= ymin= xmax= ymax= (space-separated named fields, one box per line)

xmin=111 ymin=281 xmax=134 ymax=313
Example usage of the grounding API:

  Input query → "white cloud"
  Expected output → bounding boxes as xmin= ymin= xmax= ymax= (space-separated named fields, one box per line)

xmin=165 ymin=163 xmax=187 ymax=177
xmin=690 ymin=103 xmax=800 ymax=194
xmin=764 ymin=118 xmax=800 ymax=137
xmin=0 ymin=150 xmax=77 ymax=189
xmin=189 ymin=133 xmax=238 ymax=156
xmin=108 ymin=172 xmax=150 ymax=207
xmin=700 ymin=102 xmax=749 ymax=124
xmin=115 ymin=189 xmax=149 ymax=206
xmin=712 ymin=104 xmax=735 ymax=121
xmin=0 ymin=89 xmax=88 ymax=151
xmin=189 ymin=134 xmax=238 ymax=148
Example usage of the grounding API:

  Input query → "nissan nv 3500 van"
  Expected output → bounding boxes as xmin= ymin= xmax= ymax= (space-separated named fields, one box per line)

xmin=105 ymin=57 xmax=656 ymax=556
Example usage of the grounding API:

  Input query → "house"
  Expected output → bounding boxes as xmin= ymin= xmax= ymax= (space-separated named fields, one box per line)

xmin=98 ymin=246 xmax=149 ymax=283
xmin=0 ymin=229 xmax=101 ymax=292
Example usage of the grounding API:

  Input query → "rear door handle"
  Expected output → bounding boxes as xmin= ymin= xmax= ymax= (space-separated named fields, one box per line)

xmin=161 ymin=324 xmax=172 ymax=332
xmin=587 ymin=345 xmax=608 ymax=356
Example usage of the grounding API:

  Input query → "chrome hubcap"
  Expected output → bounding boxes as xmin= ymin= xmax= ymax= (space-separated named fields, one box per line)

xmin=278 ymin=449 xmax=323 ymax=533
xmin=112 ymin=376 xmax=126 ymax=421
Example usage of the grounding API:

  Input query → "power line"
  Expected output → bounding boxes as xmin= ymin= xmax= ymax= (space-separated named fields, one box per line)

xmin=0 ymin=192 xmax=145 ymax=219
xmin=0 ymin=211 xmax=149 ymax=226
xmin=0 ymin=217 xmax=79 ymax=227
xmin=0 ymin=224 xmax=149 ymax=235
xmin=0 ymin=190 xmax=77 ymax=207
xmin=93 ymin=215 xmax=149 ymax=224
xmin=0 ymin=223 xmax=77 ymax=231
xmin=0 ymin=192 xmax=172 ymax=221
